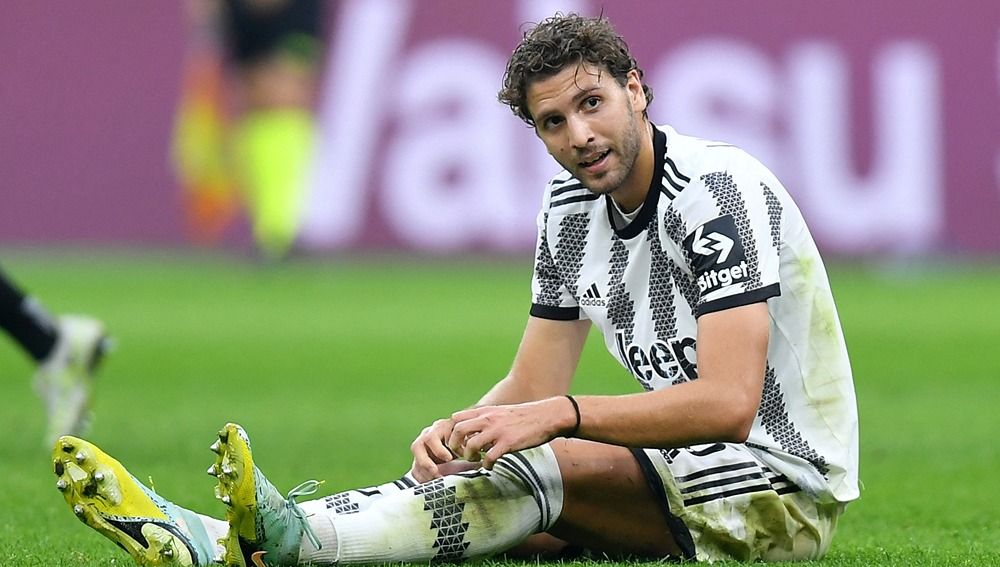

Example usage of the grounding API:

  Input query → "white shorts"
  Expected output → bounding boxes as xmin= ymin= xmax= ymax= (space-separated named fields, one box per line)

xmin=631 ymin=443 xmax=844 ymax=562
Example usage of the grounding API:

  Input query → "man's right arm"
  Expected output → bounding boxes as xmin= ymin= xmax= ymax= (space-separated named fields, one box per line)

xmin=477 ymin=315 xmax=590 ymax=406
xmin=409 ymin=316 xmax=590 ymax=481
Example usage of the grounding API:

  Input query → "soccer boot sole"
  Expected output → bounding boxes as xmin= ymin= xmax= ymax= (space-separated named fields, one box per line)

xmin=53 ymin=436 xmax=198 ymax=566
xmin=211 ymin=423 xmax=257 ymax=567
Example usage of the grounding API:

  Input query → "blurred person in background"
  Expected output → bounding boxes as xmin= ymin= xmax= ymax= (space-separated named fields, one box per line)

xmin=51 ymin=13 xmax=858 ymax=566
xmin=173 ymin=0 xmax=326 ymax=260
xmin=0 ymin=264 xmax=109 ymax=446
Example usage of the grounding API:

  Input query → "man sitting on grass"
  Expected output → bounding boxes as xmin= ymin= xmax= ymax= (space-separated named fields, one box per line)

xmin=52 ymin=12 xmax=859 ymax=566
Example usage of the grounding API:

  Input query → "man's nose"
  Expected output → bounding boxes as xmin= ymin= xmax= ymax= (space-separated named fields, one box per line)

xmin=567 ymin=116 xmax=594 ymax=148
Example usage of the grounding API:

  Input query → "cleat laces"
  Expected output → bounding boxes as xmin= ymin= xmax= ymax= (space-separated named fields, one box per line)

xmin=285 ymin=480 xmax=324 ymax=551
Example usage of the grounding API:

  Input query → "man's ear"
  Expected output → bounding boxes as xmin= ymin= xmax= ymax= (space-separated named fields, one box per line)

xmin=626 ymin=69 xmax=646 ymax=113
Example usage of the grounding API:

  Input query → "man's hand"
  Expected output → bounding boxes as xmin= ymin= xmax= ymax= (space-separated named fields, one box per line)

xmin=446 ymin=397 xmax=576 ymax=471
xmin=409 ymin=418 xmax=460 ymax=482
xmin=410 ymin=317 xmax=587 ymax=482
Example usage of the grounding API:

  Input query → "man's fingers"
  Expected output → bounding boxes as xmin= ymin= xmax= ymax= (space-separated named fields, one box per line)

xmin=481 ymin=454 xmax=497 ymax=470
xmin=410 ymin=417 xmax=462 ymax=483
xmin=481 ymin=442 xmax=508 ymax=471
xmin=450 ymin=407 xmax=484 ymax=423
xmin=427 ymin=439 xmax=455 ymax=464
xmin=446 ymin=422 xmax=472 ymax=455
xmin=411 ymin=438 xmax=454 ymax=482
xmin=409 ymin=455 xmax=440 ymax=483
xmin=458 ymin=430 xmax=500 ymax=462
xmin=411 ymin=418 xmax=457 ymax=464
xmin=464 ymin=435 xmax=491 ymax=462
xmin=410 ymin=464 xmax=439 ymax=483
xmin=448 ymin=415 xmax=492 ymax=453
xmin=452 ymin=431 xmax=479 ymax=461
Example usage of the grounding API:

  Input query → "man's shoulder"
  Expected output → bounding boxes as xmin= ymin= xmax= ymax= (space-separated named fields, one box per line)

xmin=658 ymin=124 xmax=771 ymax=185
xmin=539 ymin=170 xmax=602 ymax=216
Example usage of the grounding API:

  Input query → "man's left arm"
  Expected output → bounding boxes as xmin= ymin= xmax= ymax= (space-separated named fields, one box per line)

xmin=449 ymin=301 xmax=769 ymax=467
xmin=565 ymin=301 xmax=768 ymax=447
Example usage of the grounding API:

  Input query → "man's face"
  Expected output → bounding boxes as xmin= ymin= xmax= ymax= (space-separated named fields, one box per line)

xmin=526 ymin=63 xmax=648 ymax=199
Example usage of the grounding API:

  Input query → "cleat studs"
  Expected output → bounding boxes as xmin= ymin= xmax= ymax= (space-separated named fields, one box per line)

xmin=54 ymin=460 xmax=65 ymax=476
xmin=221 ymin=495 xmax=231 ymax=505
xmin=93 ymin=472 xmax=105 ymax=482
xmin=75 ymin=452 xmax=86 ymax=464
xmin=207 ymin=465 xmax=219 ymax=477
xmin=73 ymin=505 xmax=85 ymax=517
xmin=62 ymin=441 xmax=74 ymax=453
xmin=218 ymin=430 xmax=228 ymax=443
xmin=161 ymin=548 xmax=174 ymax=558
xmin=210 ymin=440 xmax=222 ymax=454
xmin=56 ymin=479 xmax=69 ymax=491
xmin=221 ymin=465 xmax=233 ymax=476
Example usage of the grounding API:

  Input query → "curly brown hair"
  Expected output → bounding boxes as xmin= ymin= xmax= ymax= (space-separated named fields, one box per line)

xmin=498 ymin=13 xmax=653 ymax=127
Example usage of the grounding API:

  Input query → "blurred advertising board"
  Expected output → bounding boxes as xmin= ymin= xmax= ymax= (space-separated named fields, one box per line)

xmin=301 ymin=0 xmax=1000 ymax=255
xmin=1 ymin=1 xmax=998 ymax=256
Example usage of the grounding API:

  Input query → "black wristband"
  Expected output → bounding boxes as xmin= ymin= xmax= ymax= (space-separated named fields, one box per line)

xmin=564 ymin=395 xmax=581 ymax=437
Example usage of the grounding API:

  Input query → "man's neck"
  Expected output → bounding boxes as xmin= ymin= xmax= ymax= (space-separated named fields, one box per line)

xmin=609 ymin=120 xmax=655 ymax=214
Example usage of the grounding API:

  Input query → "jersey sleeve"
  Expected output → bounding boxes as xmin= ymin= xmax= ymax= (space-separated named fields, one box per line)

xmin=664 ymin=155 xmax=783 ymax=316
xmin=529 ymin=210 xmax=582 ymax=321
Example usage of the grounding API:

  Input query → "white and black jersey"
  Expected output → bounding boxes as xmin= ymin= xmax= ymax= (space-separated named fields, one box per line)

xmin=530 ymin=124 xmax=859 ymax=504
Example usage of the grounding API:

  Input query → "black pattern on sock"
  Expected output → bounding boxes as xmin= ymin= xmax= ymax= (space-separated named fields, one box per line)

xmin=414 ymin=479 xmax=470 ymax=562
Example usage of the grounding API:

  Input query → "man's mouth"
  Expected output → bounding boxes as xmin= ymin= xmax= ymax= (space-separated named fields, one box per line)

xmin=579 ymin=150 xmax=611 ymax=169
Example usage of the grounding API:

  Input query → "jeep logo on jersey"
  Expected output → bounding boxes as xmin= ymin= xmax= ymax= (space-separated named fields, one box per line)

xmin=683 ymin=215 xmax=749 ymax=295
xmin=615 ymin=333 xmax=698 ymax=388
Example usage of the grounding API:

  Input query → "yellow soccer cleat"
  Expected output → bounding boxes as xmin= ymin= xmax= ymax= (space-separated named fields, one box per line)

xmin=212 ymin=423 xmax=322 ymax=566
xmin=53 ymin=436 xmax=218 ymax=566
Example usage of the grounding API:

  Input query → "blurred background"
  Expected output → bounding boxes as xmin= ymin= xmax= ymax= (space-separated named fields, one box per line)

xmin=2 ymin=0 xmax=998 ymax=258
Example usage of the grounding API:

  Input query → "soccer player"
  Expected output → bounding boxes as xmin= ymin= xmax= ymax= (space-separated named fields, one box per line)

xmin=0 ymin=264 xmax=109 ymax=445
xmin=53 ymin=13 xmax=859 ymax=565
xmin=173 ymin=0 xmax=326 ymax=259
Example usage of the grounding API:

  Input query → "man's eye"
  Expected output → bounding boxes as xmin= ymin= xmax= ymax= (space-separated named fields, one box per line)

xmin=584 ymin=97 xmax=601 ymax=109
xmin=544 ymin=117 xmax=564 ymax=129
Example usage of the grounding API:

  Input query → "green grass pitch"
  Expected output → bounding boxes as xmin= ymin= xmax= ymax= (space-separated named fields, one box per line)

xmin=0 ymin=250 xmax=997 ymax=566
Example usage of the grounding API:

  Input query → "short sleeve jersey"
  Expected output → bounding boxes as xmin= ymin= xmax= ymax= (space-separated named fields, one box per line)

xmin=530 ymin=125 xmax=859 ymax=504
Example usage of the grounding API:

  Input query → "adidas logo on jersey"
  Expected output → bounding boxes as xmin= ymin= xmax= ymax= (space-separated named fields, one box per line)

xmin=580 ymin=283 xmax=606 ymax=307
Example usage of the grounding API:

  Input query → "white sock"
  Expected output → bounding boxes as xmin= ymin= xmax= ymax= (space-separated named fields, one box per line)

xmin=298 ymin=444 xmax=564 ymax=565
xmin=295 ymin=473 xmax=420 ymax=564
xmin=172 ymin=510 xmax=228 ymax=563
xmin=297 ymin=473 xmax=418 ymax=518
xmin=196 ymin=514 xmax=228 ymax=561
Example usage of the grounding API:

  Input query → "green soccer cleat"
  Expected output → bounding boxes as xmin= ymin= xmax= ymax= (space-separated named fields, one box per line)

xmin=211 ymin=423 xmax=322 ymax=567
xmin=34 ymin=315 xmax=112 ymax=446
xmin=53 ymin=436 xmax=218 ymax=566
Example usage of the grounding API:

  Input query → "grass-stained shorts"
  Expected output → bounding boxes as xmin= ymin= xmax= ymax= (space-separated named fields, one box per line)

xmin=631 ymin=443 xmax=844 ymax=562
